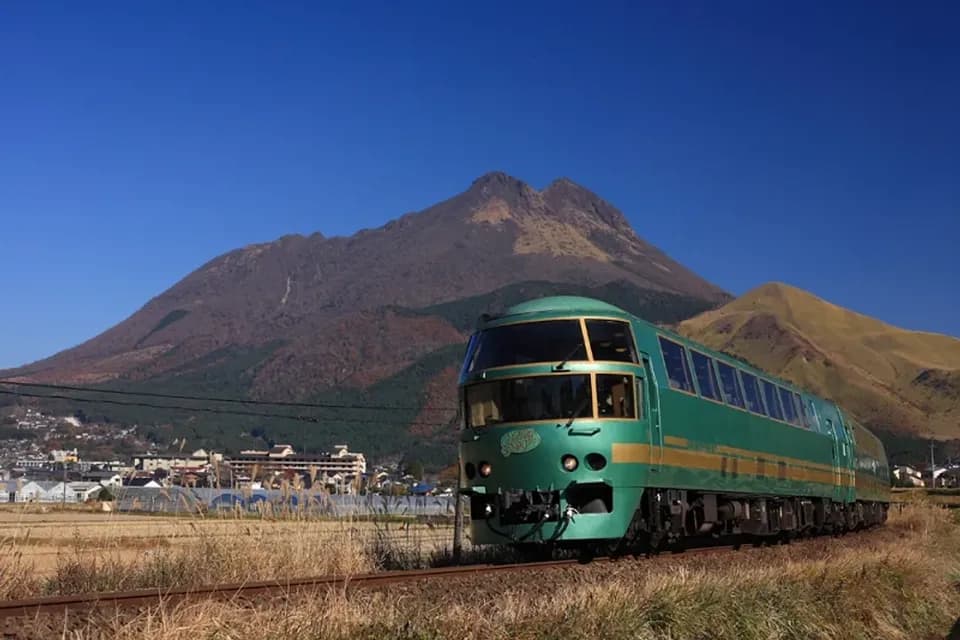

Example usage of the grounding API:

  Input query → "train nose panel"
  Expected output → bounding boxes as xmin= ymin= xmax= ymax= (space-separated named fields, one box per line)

xmin=470 ymin=490 xmax=561 ymax=525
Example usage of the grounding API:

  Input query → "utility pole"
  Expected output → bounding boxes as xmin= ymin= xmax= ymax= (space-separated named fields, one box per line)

xmin=930 ymin=441 xmax=937 ymax=488
xmin=453 ymin=457 xmax=464 ymax=563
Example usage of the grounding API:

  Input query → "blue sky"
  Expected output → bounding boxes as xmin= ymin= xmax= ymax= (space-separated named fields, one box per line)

xmin=1 ymin=1 xmax=958 ymax=369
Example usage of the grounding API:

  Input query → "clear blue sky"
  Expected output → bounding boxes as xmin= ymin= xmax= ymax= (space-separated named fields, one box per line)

xmin=2 ymin=1 xmax=958 ymax=369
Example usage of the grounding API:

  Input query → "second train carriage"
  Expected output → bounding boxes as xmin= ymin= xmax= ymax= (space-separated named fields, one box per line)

xmin=457 ymin=296 xmax=890 ymax=554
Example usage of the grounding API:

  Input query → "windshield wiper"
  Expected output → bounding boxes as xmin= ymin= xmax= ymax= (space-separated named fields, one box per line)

xmin=553 ymin=343 xmax=584 ymax=371
xmin=560 ymin=396 xmax=590 ymax=429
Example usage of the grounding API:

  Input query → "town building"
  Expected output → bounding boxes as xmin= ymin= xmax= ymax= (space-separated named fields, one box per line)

xmin=133 ymin=449 xmax=221 ymax=473
xmin=45 ymin=481 xmax=103 ymax=503
xmin=226 ymin=444 xmax=366 ymax=492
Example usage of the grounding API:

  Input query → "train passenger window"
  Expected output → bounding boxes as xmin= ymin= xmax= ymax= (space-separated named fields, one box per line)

xmin=690 ymin=351 xmax=721 ymax=401
xmin=739 ymin=371 xmax=767 ymax=415
xmin=792 ymin=393 xmax=807 ymax=428
xmin=807 ymin=401 xmax=822 ymax=431
xmin=716 ymin=362 xmax=746 ymax=409
xmin=658 ymin=337 xmax=694 ymax=393
xmin=586 ymin=320 xmax=638 ymax=363
xmin=778 ymin=387 xmax=800 ymax=425
xmin=760 ymin=379 xmax=785 ymax=420
xmin=597 ymin=374 xmax=636 ymax=418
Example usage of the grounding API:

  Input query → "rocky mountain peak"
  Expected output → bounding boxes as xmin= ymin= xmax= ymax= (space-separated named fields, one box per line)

xmin=542 ymin=177 xmax=632 ymax=231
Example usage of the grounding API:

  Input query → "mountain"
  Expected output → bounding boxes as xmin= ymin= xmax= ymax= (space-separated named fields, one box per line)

xmin=3 ymin=172 xmax=730 ymax=464
xmin=677 ymin=282 xmax=960 ymax=448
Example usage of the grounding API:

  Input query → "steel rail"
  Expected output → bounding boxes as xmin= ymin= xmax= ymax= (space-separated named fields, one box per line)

xmin=0 ymin=546 xmax=740 ymax=622
xmin=0 ymin=527 xmax=886 ymax=624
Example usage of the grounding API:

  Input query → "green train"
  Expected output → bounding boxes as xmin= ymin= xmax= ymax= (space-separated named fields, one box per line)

xmin=457 ymin=296 xmax=890 ymax=556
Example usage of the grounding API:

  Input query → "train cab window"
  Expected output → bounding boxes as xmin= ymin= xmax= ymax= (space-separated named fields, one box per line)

xmin=465 ymin=374 xmax=591 ymax=427
xmin=690 ymin=351 xmax=721 ymax=401
xmin=716 ymin=361 xmax=746 ymax=409
xmin=658 ymin=337 xmax=694 ymax=393
xmin=596 ymin=374 xmax=636 ymax=418
xmin=739 ymin=371 xmax=767 ymax=415
xmin=760 ymin=379 xmax=785 ymax=421
xmin=586 ymin=320 xmax=638 ymax=363
xmin=464 ymin=320 xmax=587 ymax=372
xmin=778 ymin=387 xmax=801 ymax=425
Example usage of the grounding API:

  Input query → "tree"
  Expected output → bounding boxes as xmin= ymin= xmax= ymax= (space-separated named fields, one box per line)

xmin=405 ymin=460 xmax=425 ymax=481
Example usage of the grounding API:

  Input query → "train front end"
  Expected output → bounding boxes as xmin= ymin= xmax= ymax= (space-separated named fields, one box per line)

xmin=457 ymin=296 xmax=655 ymax=551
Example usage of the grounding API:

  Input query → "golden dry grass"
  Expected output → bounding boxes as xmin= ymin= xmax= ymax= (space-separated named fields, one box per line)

xmin=0 ymin=503 xmax=459 ymax=600
xmin=12 ymin=504 xmax=960 ymax=640
xmin=678 ymin=282 xmax=960 ymax=438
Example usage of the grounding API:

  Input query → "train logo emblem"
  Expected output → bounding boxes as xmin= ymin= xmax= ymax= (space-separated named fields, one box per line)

xmin=500 ymin=428 xmax=541 ymax=456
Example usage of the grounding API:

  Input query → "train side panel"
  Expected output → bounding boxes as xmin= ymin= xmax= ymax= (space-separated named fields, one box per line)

xmin=632 ymin=319 xmax=848 ymax=501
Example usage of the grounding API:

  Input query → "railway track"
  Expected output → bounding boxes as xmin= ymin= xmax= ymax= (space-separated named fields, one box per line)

xmin=0 ymin=545 xmax=737 ymax=625
xmin=0 ymin=528 xmax=881 ymax=626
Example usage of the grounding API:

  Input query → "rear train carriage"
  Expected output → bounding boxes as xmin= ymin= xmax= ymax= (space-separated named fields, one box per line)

xmin=457 ymin=296 xmax=890 ymax=554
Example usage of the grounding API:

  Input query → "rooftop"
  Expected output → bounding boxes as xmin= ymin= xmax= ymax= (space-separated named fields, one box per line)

xmin=501 ymin=296 xmax=628 ymax=318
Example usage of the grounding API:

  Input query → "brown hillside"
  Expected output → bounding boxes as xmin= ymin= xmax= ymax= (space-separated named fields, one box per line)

xmin=1 ymin=172 xmax=729 ymax=461
xmin=678 ymin=282 xmax=960 ymax=439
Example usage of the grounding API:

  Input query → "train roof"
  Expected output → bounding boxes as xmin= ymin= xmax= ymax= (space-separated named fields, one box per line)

xmin=502 ymin=295 xmax=629 ymax=317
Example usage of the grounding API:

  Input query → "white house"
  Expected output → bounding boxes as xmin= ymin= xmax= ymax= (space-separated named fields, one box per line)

xmin=16 ymin=481 xmax=58 ymax=502
xmin=44 ymin=481 xmax=103 ymax=503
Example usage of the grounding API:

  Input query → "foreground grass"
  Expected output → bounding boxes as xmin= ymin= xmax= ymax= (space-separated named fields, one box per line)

xmin=0 ymin=506 xmax=465 ymax=599
xmin=16 ymin=503 xmax=960 ymax=640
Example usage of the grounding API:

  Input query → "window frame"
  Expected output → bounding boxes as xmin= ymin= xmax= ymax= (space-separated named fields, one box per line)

xmin=760 ymin=378 xmax=785 ymax=421
xmin=595 ymin=373 xmax=638 ymax=420
xmin=689 ymin=350 xmax=722 ymax=403
xmin=778 ymin=386 xmax=801 ymax=425
xmin=585 ymin=319 xmax=640 ymax=364
xmin=657 ymin=336 xmax=696 ymax=395
xmin=715 ymin=360 xmax=747 ymax=410
xmin=464 ymin=372 xmax=594 ymax=428
xmin=739 ymin=370 xmax=768 ymax=416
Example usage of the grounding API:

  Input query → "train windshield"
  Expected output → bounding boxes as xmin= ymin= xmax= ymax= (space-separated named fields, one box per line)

xmin=465 ymin=374 xmax=591 ymax=428
xmin=461 ymin=320 xmax=586 ymax=373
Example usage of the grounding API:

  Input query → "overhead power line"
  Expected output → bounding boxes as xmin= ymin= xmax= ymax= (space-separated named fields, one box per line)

xmin=0 ymin=389 xmax=458 ymax=428
xmin=0 ymin=379 xmax=459 ymax=413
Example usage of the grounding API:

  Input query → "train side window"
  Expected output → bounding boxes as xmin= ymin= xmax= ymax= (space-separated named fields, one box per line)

xmin=760 ymin=379 xmax=785 ymax=421
xmin=690 ymin=351 xmax=721 ymax=401
xmin=716 ymin=361 xmax=746 ymax=409
xmin=792 ymin=393 xmax=807 ymax=428
xmin=740 ymin=371 xmax=767 ymax=415
xmin=778 ymin=387 xmax=800 ymax=425
xmin=658 ymin=337 xmax=694 ymax=393
xmin=586 ymin=320 xmax=639 ymax=363
xmin=807 ymin=401 xmax=822 ymax=431
xmin=596 ymin=374 xmax=636 ymax=418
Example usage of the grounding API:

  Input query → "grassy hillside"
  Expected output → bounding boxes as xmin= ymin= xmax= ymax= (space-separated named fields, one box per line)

xmin=678 ymin=282 xmax=960 ymax=444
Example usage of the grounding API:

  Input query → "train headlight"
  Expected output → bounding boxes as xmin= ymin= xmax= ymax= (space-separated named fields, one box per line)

xmin=478 ymin=461 xmax=492 ymax=477
xmin=561 ymin=455 xmax=579 ymax=472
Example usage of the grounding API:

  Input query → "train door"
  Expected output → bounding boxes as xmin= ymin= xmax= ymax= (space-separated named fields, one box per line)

xmin=826 ymin=416 xmax=851 ymax=501
xmin=835 ymin=414 xmax=854 ymax=501
xmin=641 ymin=356 xmax=662 ymax=474
xmin=824 ymin=418 xmax=842 ymax=500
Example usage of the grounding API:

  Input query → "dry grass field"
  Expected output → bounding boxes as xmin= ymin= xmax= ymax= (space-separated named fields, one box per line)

xmin=4 ymin=502 xmax=960 ymax=640
xmin=892 ymin=488 xmax=960 ymax=507
xmin=0 ymin=503 xmax=459 ymax=599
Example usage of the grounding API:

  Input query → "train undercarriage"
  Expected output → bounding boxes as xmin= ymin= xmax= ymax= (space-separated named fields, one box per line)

xmin=509 ymin=488 xmax=890 ymax=562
